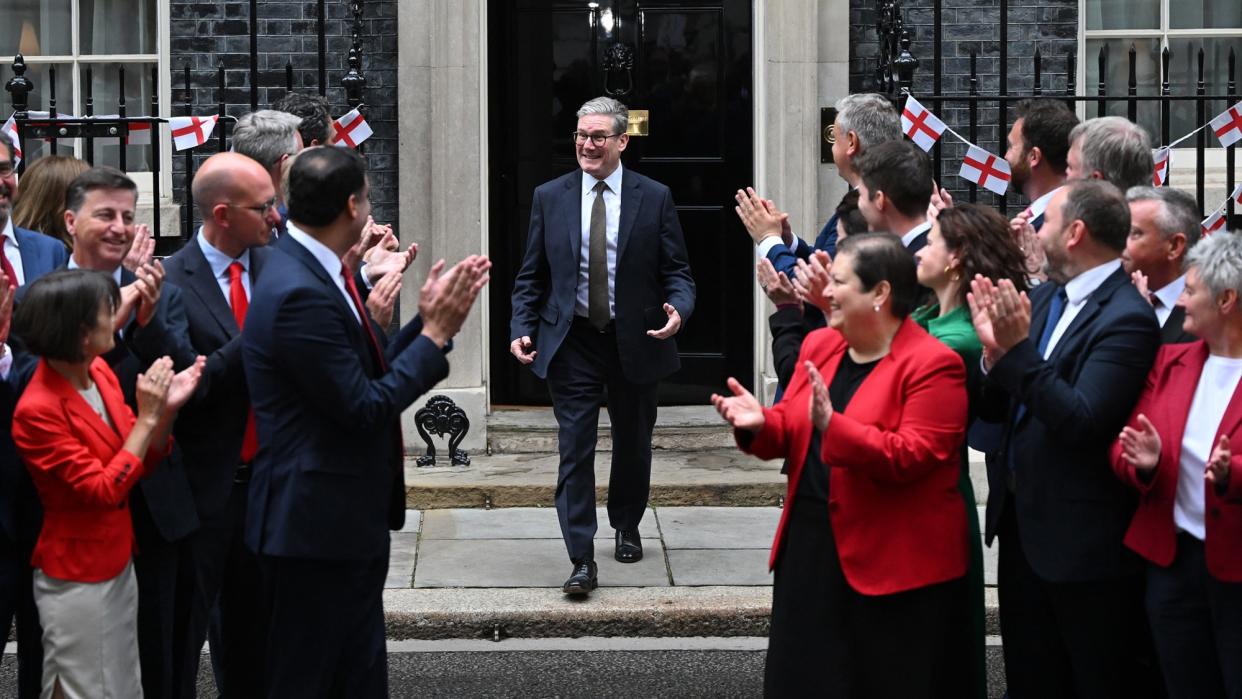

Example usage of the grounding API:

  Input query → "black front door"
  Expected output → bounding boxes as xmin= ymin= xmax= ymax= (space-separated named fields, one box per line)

xmin=489 ymin=0 xmax=754 ymax=405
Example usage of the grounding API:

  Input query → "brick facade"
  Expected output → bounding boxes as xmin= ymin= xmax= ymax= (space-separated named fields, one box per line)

xmin=850 ymin=0 xmax=1078 ymax=208
xmin=168 ymin=0 xmax=399 ymax=236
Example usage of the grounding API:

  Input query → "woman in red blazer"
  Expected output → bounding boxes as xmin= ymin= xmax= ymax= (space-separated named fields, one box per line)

xmin=10 ymin=270 xmax=202 ymax=699
xmin=1111 ymin=232 xmax=1242 ymax=699
xmin=714 ymin=233 xmax=970 ymax=697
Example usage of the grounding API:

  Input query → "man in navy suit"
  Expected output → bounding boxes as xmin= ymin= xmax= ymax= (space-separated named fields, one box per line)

xmin=970 ymin=179 xmax=1161 ymax=697
xmin=163 ymin=151 xmax=281 ymax=697
xmin=1123 ymin=186 xmax=1200 ymax=345
xmin=243 ymin=146 xmax=487 ymax=696
xmin=509 ymin=96 xmax=695 ymax=596
xmin=0 ymin=130 xmax=70 ymax=699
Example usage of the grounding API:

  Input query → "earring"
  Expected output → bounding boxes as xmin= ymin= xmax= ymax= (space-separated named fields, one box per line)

xmin=947 ymin=265 xmax=962 ymax=282
xmin=873 ymin=303 xmax=881 ymax=312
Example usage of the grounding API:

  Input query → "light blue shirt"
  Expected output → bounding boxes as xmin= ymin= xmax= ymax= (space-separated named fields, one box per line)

xmin=286 ymin=223 xmax=360 ymax=324
xmin=195 ymin=228 xmax=251 ymax=308
xmin=67 ymin=255 xmax=123 ymax=285
xmin=577 ymin=164 xmax=623 ymax=318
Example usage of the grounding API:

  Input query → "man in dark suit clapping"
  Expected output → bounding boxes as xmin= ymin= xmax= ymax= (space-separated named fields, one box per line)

xmin=1123 ymin=186 xmax=1200 ymax=345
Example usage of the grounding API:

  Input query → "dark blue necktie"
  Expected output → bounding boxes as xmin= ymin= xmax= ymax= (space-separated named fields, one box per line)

xmin=1010 ymin=286 xmax=1068 ymax=473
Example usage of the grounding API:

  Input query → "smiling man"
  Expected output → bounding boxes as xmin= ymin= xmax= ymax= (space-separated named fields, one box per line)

xmin=510 ymin=96 xmax=696 ymax=597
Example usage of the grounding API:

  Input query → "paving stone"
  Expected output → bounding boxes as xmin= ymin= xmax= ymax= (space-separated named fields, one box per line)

xmin=657 ymin=507 xmax=780 ymax=550
xmin=413 ymin=538 xmax=669 ymax=588
xmin=420 ymin=507 xmax=655 ymax=541
xmin=386 ymin=532 xmax=420 ymax=589
xmin=397 ymin=509 xmax=422 ymax=534
xmin=667 ymin=549 xmax=773 ymax=586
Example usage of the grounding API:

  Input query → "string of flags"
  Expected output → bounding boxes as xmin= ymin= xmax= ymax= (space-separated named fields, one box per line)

xmin=900 ymin=93 xmax=1242 ymax=206
xmin=2 ymin=109 xmax=374 ymax=155
xmin=1201 ymin=183 xmax=1242 ymax=236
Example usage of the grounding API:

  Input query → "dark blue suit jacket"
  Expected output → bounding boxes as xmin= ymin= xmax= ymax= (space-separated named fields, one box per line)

xmin=510 ymin=168 xmax=695 ymax=384
xmin=980 ymin=266 xmax=1161 ymax=582
xmin=163 ymin=239 xmax=270 ymax=519
xmin=243 ymin=233 xmax=448 ymax=561
xmin=764 ymin=213 xmax=838 ymax=280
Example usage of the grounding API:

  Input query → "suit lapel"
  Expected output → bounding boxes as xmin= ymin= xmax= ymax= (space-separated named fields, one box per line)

xmin=616 ymin=170 xmax=643 ymax=264
xmin=562 ymin=175 xmax=583 ymax=269
xmin=1161 ymin=306 xmax=1187 ymax=343
xmin=275 ymin=233 xmax=370 ymax=356
xmin=1048 ymin=268 xmax=1127 ymax=362
xmin=182 ymin=242 xmax=240 ymax=337
xmin=37 ymin=360 xmax=123 ymax=452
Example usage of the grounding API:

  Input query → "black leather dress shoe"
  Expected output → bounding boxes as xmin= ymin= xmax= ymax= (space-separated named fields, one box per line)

xmin=562 ymin=560 xmax=598 ymax=596
xmin=615 ymin=529 xmax=643 ymax=563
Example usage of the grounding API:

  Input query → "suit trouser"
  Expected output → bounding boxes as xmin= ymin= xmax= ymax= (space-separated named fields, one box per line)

xmin=0 ymin=533 xmax=42 ymax=698
xmin=997 ymin=501 xmax=1150 ymax=699
xmin=1144 ymin=532 xmax=1242 ymax=699
xmin=259 ymin=552 xmax=388 ymax=698
xmin=178 ymin=477 xmax=268 ymax=699
xmin=132 ymin=488 xmax=192 ymax=699
xmin=546 ymin=318 xmax=658 ymax=564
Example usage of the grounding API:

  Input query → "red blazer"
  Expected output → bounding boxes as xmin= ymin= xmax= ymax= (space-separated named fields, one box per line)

xmin=13 ymin=358 xmax=170 ymax=583
xmin=742 ymin=319 xmax=969 ymax=595
xmin=1109 ymin=340 xmax=1242 ymax=581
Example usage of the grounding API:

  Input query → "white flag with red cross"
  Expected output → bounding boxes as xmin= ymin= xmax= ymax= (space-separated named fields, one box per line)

xmin=1 ymin=116 xmax=21 ymax=167
xmin=1202 ymin=205 xmax=1227 ymax=236
xmin=1152 ymin=147 xmax=1170 ymax=186
xmin=959 ymin=144 xmax=1011 ymax=196
xmin=901 ymin=95 xmax=946 ymax=152
xmin=1212 ymin=101 xmax=1242 ymax=148
xmin=169 ymin=115 xmax=218 ymax=151
xmin=1232 ymin=183 xmax=1242 ymax=207
xmin=332 ymin=109 xmax=373 ymax=149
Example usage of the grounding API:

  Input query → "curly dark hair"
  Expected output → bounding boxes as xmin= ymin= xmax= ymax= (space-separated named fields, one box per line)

xmin=934 ymin=203 xmax=1029 ymax=309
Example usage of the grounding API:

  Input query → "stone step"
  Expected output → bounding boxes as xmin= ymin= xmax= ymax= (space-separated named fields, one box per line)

xmin=486 ymin=406 xmax=735 ymax=454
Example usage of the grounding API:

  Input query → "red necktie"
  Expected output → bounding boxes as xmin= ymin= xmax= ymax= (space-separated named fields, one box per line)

xmin=341 ymin=269 xmax=387 ymax=371
xmin=228 ymin=262 xmax=259 ymax=464
xmin=1 ymin=249 xmax=18 ymax=288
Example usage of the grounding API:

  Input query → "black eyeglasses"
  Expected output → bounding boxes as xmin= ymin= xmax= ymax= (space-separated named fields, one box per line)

xmin=226 ymin=196 xmax=278 ymax=215
xmin=572 ymin=131 xmax=623 ymax=147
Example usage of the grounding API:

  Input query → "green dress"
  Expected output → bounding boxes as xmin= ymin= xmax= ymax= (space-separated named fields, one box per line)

xmin=912 ymin=303 xmax=987 ymax=699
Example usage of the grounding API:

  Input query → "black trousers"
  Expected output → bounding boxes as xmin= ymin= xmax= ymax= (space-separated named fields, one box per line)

xmin=545 ymin=319 xmax=658 ymax=563
xmin=765 ymin=496 xmax=969 ymax=698
xmin=997 ymin=501 xmax=1152 ymax=699
xmin=179 ymin=478 xmax=268 ymax=699
xmin=1145 ymin=533 xmax=1242 ymax=699
xmin=132 ymin=489 xmax=193 ymax=699
xmin=260 ymin=552 xmax=388 ymax=698
xmin=0 ymin=534 xmax=41 ymax=698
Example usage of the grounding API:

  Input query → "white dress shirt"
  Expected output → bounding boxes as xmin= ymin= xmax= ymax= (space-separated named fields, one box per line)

xmin=67 ymin=256 xmax=123 ymax=286
xmin=2 ymin=217 xmax=27 ymax=287
xmin=1151 ymin=274 xmax=1185 ymax=329
xmin=286 ymin=223 xmax=360 ymax=324
xmin=1175 ymin=354 xmax=1242 ymax=539
xmin=1026 ymin=186 xmax=1061 ymax=222
xmin=1041 ymin=259 xmax=1122 ymax=358
xmin=576 ymin=165 xmax=623 ymax=318
xmin=901 ymin=219 xmax=932 ymax=249
xmin=196 ymin=228 xmax=251 ymax=309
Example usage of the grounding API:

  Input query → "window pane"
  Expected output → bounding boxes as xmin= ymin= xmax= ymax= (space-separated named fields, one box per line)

xmin=1170 ymin=0 xmax=1242 ymax=29
xmin=80 ymin=63 xmax=157 ymax=172
xmin=0 ymin=0 xmax=72 ymax=57
xmin=1084 ymin=0 xmax=1159 ymax=30
xmin=1167 ymin=38 xmax=1242 ymax=139
xmin=14 ymin=63 xmax=77 ymax=163
xmin=1083 ymin=39 xmax=1162 ymax=138
xmin=79 ymin=0 xmax=158 ymax=55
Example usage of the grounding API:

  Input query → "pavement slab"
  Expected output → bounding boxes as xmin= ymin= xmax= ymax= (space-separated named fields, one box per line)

xmin=413 ymin=538 xmax=669 ymax=588
xmin=656 ymin=506 xmax=780 ymax=549
xmin=666 ymin=549 xmax=773 ymax=586
xmin=420 ymin=507 xmax=655 ymax=541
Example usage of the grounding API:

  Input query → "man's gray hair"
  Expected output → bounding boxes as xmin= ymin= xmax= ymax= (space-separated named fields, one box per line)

xmin=1125 ymin=186 xmax=1202 ymax=253
xmin=231 ymin=110 xmax=302 ymax=170
xmin=1185 ymin=230 xmax=1242 ymax=299
xmin=834 ymin=93 xmax=901 ymax=151
xmin=576 ymin=96 xmax=629 ymax=136
xmin=1070 ymin=116 xmax=1153 ymax=191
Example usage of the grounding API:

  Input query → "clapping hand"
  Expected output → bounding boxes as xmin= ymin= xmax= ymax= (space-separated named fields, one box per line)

xmin=135 ymin=357 xmax=174 ymax=423
xmin=1010 ymin=211 xmax=1045 ymax=280
xmin=365 ymin=270 xmax=402 ymax=328
xmin=123 ymin=224 xmax=155 ymax=273
xmin=806 ymin=361 xmax=833 ymax=432
xmin=166 ymin=356 xmax=206 ymax=412
xmin=967 ymin=276 xmax=1030 ymax=366
xmin=1118 ymin=414 xmax=1162 ymax=473
xmin=418 ymin=255 xmax=491 ymax=348
xmin=1206 ymin=435 xmax=1232 ymax=489
xmin=132 ymin=260 xmax=165 ymax=327
xmin=364 ymin=237 xmax=418 ymax=286
xmin=928 ymin=182 xmax=954 ymax=221
xmin=793 ymin=251 xmax=833 ymax=318
xmin=1131 ymin=270 xmax=1151 ymax=304
xmin=711 ymin=377 xmax=765 ymax=433
xmin=734 ymin=187 xmax=785 ymax=245
xmin=756 ymin=258 xmax=798 ymax=306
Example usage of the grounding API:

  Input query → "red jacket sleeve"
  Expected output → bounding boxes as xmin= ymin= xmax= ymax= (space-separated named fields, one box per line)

xmin=14 ymin=401 xmax=146 ymax=508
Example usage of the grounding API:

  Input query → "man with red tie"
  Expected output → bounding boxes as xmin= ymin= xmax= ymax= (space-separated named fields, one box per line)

xmin=242 ymin=146 xmax=489 ymax=696
xmin=162 ymin=151 xmax=281 ymax=697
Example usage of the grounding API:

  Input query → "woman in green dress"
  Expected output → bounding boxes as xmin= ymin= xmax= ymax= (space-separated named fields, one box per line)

xmin=912 ymin=203 xmax=1030 ymax=699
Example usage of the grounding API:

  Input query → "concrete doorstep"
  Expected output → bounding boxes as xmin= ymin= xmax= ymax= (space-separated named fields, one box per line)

xmin=381 ymin=506 xmax=1000 ymax=641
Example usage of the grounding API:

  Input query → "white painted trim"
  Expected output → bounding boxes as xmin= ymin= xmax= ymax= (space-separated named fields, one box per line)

xmin=751 ymin=0 xmax=767 ymax=395
xmin=480 ymin=0 xmax=492 ymax=415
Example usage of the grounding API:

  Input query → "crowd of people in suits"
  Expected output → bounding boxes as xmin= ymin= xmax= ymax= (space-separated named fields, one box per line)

xmin=0 ymin=92 xmax=486 ymax=698
xmin=717 ymin=93 xmax=1242 ymax=698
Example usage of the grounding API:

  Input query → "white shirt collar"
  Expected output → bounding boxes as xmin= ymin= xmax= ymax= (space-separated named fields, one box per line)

xmin=1 ymin=217 xmax=16 ymax=247
xmin=66 ymin=255 xmax=123 ymax=285
xmin=285 ymin=222 xmax=344 ymax=281
xmin=1027 ymin=186 xmax=1062 ymax=219
xmin=1064 ymin=258 xmax=1122 ymax=306
xmin=1153 ymin=274 xmax=1186 ymax=309
xmin=901 ymin=219 xmax=932 ymax=248
xmin=583 ymin=164 xmax=624 ymax=197
xmin=195 ymin=227 xmax=250 ymax=279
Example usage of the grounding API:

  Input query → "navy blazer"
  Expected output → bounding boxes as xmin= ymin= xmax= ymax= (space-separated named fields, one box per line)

xmin=510 ymin=168 xmax=695 ymax=384
xmin=163 ymin=240 xmax=270 ymax=519
xmin=981 ymin=266 xmax=1161 ymax=583
xmin=242 ymin=233 xmax=448 ymax=561
xmin=13 ymin=227 xmax=69 ymax=282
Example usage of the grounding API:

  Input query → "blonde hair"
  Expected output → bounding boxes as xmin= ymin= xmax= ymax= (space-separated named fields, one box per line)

xmin=12 ymin=156 xmax=90 ymax=250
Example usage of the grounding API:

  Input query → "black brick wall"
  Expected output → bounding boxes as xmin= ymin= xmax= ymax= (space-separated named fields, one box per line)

xmin=168 ymin=0 xmax=399 ymax=236
xmin=850 ymin=0 xmax=1078 ymax=209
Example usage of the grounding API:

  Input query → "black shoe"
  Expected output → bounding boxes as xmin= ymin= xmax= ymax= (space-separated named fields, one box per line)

xmin=562 ymin=560 xmax=598 ymax=596
xmin=615 ymin=529 xmax=643 ymax=563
